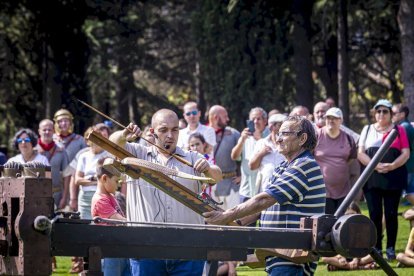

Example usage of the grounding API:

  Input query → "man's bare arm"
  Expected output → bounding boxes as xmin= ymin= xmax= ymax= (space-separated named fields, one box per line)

xmin=203 ymin=192 xmax=276 ymax=225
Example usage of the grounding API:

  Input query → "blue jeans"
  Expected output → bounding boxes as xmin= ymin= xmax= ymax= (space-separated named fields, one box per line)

xmin=102 ymin=258 xmax=131 ymax=276
xmin=405 ymin=173 xmax=414 ymax=195
xmin=129 ymin=259 xmax=204 ymax=276
xmin=268 ymin=265 xmax=304 ymax=276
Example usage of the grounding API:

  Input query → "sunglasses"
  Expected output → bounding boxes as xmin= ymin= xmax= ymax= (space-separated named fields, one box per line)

xmin=17 ymin=137 xmax=31 ymax=144
xmin=185 ymin=110 xmax=198 ymax=116
xmin=376 ymin=109 xmax=390 ymax=114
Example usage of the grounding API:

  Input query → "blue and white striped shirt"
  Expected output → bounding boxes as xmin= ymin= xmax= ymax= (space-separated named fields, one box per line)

xmin=261 ymin=150 xmax=326 ymax=275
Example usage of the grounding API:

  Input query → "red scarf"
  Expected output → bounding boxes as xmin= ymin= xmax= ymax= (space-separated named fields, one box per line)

xmin=38 ymin=138 xmax=55 ymax=151
xmin=215 ymin=128 xmax=225 ymax=135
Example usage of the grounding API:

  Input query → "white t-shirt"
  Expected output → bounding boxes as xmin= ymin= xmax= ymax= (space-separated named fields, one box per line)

xmin=177 ymin=124 xmax=216 ymax=151
xmin=76 ymin=150 xmax=111 ymax=192
xmin=8 ymin=153 xmax=50 ymax=166
xmin=253 ymin=135 xmax=285 ymax=193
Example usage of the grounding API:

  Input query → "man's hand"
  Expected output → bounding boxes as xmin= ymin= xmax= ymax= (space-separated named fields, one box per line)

xmin=194 ymin=158 xmax=210 ymax=174
xmin=58 ymin=197 xmax=67 ymax=210
xmin=122 ymin=123 xmax=142 ymax=142
xmin=232 ymin=176 xmax=241 ymax=185
xmin=259 ymin=145 xmax=272 ymax=157
xmin=240 ymin=128 xmax=251 ymax=141
xmin=203 ymin=210 xmax=231 ymax=225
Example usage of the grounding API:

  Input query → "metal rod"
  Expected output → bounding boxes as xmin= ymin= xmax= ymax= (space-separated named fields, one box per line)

xmin=76 ymin=98 xmax=193 ymax=167
xmin=334 ymin=129 xmax=398 ymax=217
xmin=369 ymin=248 xmax=398 ymax=276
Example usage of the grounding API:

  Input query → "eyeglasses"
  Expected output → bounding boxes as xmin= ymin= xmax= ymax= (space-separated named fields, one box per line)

xmin=17 ymin=137 xmax=31 ymax=144
xmin=376 ymin=109 xmax=390 ymax=114
xmin=185 ymin=110 xmax=198 ymax=116
xmin=277 ymin=131 xmax=301 ymax=138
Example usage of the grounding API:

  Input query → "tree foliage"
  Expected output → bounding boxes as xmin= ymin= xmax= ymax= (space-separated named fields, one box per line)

xmin=0 ymin=0 xmax=413 ymax=153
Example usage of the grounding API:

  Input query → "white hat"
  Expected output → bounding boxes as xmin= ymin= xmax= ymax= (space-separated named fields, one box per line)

xmin=373 ymin=99 xmax=392 ymax=109
xmin=268 ymin=114 xmax=287 ymax=124
xmin=325 ymin=107 xmax=343 ymax=119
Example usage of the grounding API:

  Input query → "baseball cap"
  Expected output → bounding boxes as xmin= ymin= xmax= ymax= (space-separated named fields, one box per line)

xmin=268 ymin=114 xmax=287 ymax=124
xmin=94 ymin=123 xmax=111 ymax=134
xmin=373 ymin=99 xmax=392 ymax=109
xmin=325 ymin=107 xmax=343 ymax=119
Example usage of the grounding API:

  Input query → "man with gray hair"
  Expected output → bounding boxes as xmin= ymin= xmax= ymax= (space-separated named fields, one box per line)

xmin=205 ymin=116 xmax=326 ymax=275
xmin=313 ymin=101 xmax=329 ymax=128
xmin=231 ymin=107 xmax=269 ymax=203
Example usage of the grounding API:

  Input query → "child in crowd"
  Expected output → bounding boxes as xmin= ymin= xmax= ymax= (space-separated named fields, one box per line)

xmin=91 ymin=157 xmax=131 ymax=276
xmin=188 ymin=132 xmax=214 ymax=164
xmin=188 ymin=132 xmax=215 ymax=196
xmin=396 ymin=227 xmax=414 ymax=267
xmin=322 ymin=202 xmax=377 ymax=271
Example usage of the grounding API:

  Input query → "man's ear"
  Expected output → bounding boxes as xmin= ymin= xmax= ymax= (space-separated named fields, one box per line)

xmin=299 ymin=133 xmax=308 ymax=146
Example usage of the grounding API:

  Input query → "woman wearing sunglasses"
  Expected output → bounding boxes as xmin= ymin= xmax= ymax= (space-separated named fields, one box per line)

xmin=358 ymin=99 xmax=410 ymax=261
xmin=7 ymin=128 xmax=49 ymax=165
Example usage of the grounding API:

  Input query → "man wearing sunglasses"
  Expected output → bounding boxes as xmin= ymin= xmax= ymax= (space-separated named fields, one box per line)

xmin=177 ymin=101 xmax=216 ymax=155
xmin=392 ymin=104 xmax=414 ymax=206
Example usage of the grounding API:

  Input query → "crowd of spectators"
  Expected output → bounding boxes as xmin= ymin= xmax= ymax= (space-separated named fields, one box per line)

xmin=2 ymin=96 xmax=414 ymax=275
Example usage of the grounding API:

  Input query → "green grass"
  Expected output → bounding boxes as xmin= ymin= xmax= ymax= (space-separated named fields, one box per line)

xmin=52 ymin=201 xmax=413 ymax=275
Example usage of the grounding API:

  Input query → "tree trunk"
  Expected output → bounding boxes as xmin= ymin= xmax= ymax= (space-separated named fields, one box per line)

xmin=398 ymin=0 xmax=414 ymax=120
xmin=337 ymin=0 xmax=350 ymax=126
xmin=318 ymin=36 xmax=338 ymax=105
xmin=291 ymin=0 xmax=314 ymax=111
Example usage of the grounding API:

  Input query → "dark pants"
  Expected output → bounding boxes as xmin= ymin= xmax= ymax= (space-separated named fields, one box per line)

xmin=364 ymin=188 xmax=402 ymax=251
xmin=325 ymin=197 xmax=345 ymax=215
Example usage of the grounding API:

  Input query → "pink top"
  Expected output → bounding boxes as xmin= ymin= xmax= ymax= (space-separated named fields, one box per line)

xmin=91 ymin=193 xmax=124 ymax=219
xmin=314 ymin=128 xmax=357 ymax=199
xmin=383 ymin=125 xmax=409 ymax=150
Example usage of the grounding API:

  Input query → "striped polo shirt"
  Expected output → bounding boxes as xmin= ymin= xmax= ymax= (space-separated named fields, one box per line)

xmin=261 ymin=150 xmax=326 ymax=275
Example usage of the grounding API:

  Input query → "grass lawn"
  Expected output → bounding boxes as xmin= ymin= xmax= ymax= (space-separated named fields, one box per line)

xmin=52 ymin=201 xmax=414 ymax=275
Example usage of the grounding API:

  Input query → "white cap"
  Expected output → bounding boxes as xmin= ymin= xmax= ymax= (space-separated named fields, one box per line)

xmin=325 ymin=107 xmax=343 ymax=119
xmin=268 ymin=114 xmax=287 ymax=124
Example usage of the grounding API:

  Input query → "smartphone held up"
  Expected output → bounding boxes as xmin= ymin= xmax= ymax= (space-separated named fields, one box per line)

xmin=246 ymin=120 xmax=255 ymax=133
